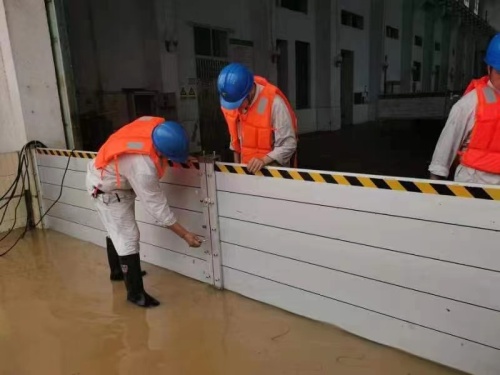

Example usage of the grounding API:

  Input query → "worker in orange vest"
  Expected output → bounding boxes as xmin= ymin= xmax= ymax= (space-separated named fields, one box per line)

xmin=86 ymin=117 xmax=202 ymax=308
xmin=217 ymin=63 xmax=298 ymax=173
xmin=429 ymin=34 xmax=500 ymax=184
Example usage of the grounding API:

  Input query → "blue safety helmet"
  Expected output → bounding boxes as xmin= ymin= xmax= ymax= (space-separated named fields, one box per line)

xmin=485 ymin=33 xmax=500 ymax=71
xmin=217 ymin=63 xmax=254 ymax=110
xmin=152 ymin=121 xmax=189 ymax=163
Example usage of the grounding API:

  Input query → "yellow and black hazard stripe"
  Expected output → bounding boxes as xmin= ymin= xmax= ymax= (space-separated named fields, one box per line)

xmin=215 ymin=164 xmax=500 ymax=201
xmin=36 ymin=148 xmax=199 ymax=169
xmin=36 ymin=148 xmax=96 ymax=159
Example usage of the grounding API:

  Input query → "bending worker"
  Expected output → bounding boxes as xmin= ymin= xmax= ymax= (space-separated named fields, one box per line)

xmin=217 ymin=63 xmax=298 ymax=173
xmin=429 ymin=34 xmax=500 ymax=184
xmin=86 ymin=116 xmax=202 ymax=308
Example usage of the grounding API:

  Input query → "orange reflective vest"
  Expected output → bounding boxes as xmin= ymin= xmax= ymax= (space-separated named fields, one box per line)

xmin=221 ymin=76 xmax=298 ymax=165
xmin=460 ymin=78 xmax=500 ymax=173
xmin=94 ymin=116 xmax=169 ymax=186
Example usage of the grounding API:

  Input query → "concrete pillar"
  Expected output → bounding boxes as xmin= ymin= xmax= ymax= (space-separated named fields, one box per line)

xmin=368 ymin=0 xmax=385 ymax=120
xmin=439 ymin=14 xmax=451 ymax=91
xmin=455 ymin=23 xmax=466 ymax=90
xmin=0 ymin=0 xmax=27 ymax=153
xmin=314 ymin=0 xmax=331 ymax=131
xmin=249 ymin=0 xmax=272 ymax=78
xmin=400 ymin=0 xmax=414 ymax=93
xmin=330 ymin=0 xmax=341 ymax=131
xmin=154 ymin=0 xmax=179 ymax=95
xmin=0 ymin=0 xmax=65 ymax=153
xmin=422 ymin=4 xmax=437 ymax=92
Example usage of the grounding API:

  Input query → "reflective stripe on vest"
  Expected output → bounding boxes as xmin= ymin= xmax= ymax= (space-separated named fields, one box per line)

xmin=483 ymin=86 xmax=497 ymax=104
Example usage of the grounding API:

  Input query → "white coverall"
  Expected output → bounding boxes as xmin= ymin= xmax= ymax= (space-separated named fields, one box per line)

xmin=229 ymin=83 xmax=297 ymax=167
xmin=86 ymin=154 xmax=176 ymax=256
xmin=429 ymin=80 xmax=500 ymax=185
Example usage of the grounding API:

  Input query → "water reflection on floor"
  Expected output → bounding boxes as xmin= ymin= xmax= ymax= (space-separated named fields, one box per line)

xmin=0 ymin=230 xmax=464 ymax=375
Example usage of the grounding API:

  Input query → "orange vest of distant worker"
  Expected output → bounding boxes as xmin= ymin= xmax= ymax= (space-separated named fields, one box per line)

xmin=94 ymin=116 xmax=168 ymax=186
xmin=221 ymin=76 xmax=298 ymax=165
xmin=460 ymin=77 xmax=500 ymax=173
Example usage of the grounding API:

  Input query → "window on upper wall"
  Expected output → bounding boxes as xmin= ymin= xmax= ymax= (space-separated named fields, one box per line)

xmin=194 ymin=26 xmax=228 ymax=58
xmin=295 ymin=41 xmax=310 ymax=109
xmin=386 ymin=26 xmax=399 ymax=40
xmin=435 ymin=42 xmax=441 ymax=51
xmin=414 ymin=35 xmax=423 ymax=47
xmin=278 ymin=0 xmax=308 ymax=14
xmin=463 ymin=0 xmax=470 ymax=7
xmin=341 ymin=10 xmax=364 ymax=30
xmin=474 ymin=0 xmax=480 ymax=15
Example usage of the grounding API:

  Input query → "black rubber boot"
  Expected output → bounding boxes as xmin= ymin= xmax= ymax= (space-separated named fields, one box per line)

xmin=119 ymin=253 xmax=160 ymax=308
xmin=106 ymin=236 xmax=146 ymax=281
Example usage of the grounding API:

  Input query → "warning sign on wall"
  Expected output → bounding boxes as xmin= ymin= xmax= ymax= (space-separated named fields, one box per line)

xmin=188 ymin=87 xmax=196 ymax=98
xmin=180 ymin=87 xmax=187 ymax=99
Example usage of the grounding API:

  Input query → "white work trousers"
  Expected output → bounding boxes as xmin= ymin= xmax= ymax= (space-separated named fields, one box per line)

xmin=92 ymin=190 xmax=140 ymax=256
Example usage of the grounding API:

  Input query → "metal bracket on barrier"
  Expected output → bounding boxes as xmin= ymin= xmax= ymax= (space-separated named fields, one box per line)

xmin=199 ymin=156 xmax=223 ymax=289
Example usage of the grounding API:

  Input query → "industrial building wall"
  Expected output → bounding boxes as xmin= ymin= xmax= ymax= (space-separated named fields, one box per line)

xmin=65 ymin=0 xmax=162 ymax=130
xmin=1 ymin=0 xmax=66 ymax=149
xmin=0 ymin=4 xmax=26 ymax=153
xmin=174 ymin=0 xmax=257 ymax=146
xmin=339 ymin=0 xmax=371 ymax=124
xmin=383 ymin=0 xmax=403 ymax=91
xmin=276 ymin=4 xmax=317 ymax=133
xmin=0 ymin=0 xmax=65 ymax=233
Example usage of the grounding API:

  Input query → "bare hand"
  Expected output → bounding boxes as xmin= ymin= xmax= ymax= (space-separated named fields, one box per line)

xmin=247 ymin=157 xmax=266 ymax=174
xmin=183 ymin=232 xmax=202 ymax=248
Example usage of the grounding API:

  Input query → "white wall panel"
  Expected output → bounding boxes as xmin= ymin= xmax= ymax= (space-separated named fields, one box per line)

xmin=37 ymin=153 xmax=201 ymax=187
xmin=220 ymin=218 xmax=500 ymax=310
xmin=44 ymin=200 xmax=208 ymax=261
xmin=37 ymin=153 xmax=89 ymax=172
xmin=222 ymin=243 xmax=500 ymax=349
xmin=218 ymin=191 xmax=500 ymax=272
xmin=224 ymin=268 xmax=500 ymax=375
xmin=46 ymin=216 xmax=106 ymax=248
xmin=215 ymin=170 xmax=500 ymax=231
xmin=40 ymin=176 xmax=203 ymax=213
xmin=46 ymin=215 xmax=208 ymax=282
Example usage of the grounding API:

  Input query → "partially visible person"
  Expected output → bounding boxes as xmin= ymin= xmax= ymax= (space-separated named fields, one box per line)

xmin=429 ymin=34 xmax=500 ymax=184
xmin=217 ymin=63 xmax=298 ymax=173
xmin=86 ymin=116 xmax=202 ymax=308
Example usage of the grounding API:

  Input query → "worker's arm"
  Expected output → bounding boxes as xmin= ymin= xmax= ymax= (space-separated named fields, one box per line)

xmin=429 ymin=173 xmax=446 ymax=181
xmin=233 ymin=152 xmax=241 ymax=163
xmin=266 ymin=96 xmax=297 ymax=166
xmin=123 ymin=155 xmax=201 ymax=247
xmin=428 ymin=92 xmax=476 ymax=179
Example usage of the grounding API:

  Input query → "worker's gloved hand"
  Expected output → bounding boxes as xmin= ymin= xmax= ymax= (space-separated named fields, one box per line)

xmin=183 ymin=232 xmax=202 ymax=248
xmin=247 ymin=157 xmax=266 ymax=174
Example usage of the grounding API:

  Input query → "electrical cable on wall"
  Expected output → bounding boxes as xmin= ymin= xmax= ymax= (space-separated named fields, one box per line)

xmin=0 ymin=141 xmax=73 ymax=257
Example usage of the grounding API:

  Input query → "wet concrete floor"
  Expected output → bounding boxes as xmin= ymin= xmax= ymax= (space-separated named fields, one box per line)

xmin=298 ymin=120 xmax=446 ymax=179
xmin=0 ymin=230 xmax=464 ymax=375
